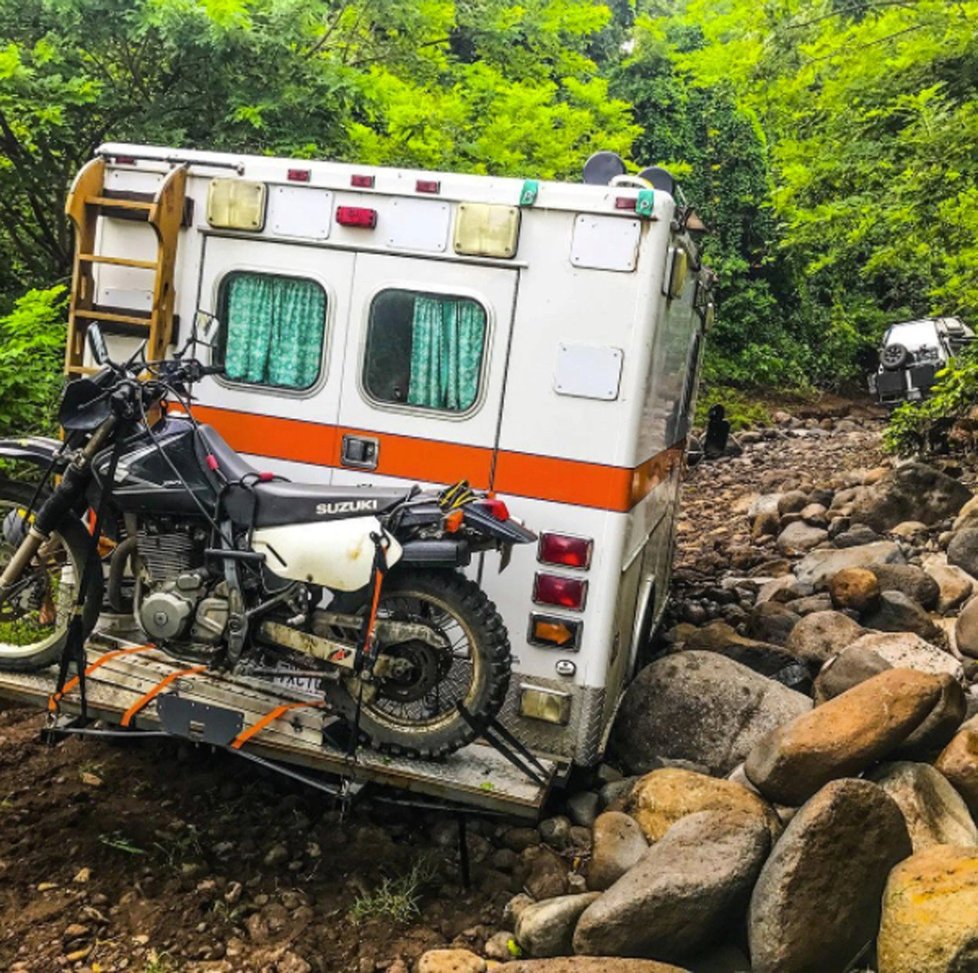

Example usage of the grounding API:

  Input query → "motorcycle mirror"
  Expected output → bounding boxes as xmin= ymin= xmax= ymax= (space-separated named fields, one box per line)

xmin=194 ymin=309 xmax=221 ymax=347
xmin=87 ymin=324 xmax=110 ymax=366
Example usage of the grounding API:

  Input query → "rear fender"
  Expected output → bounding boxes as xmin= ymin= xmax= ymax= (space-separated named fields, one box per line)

xmin=0 ymin=436 xmax=67 ymax=473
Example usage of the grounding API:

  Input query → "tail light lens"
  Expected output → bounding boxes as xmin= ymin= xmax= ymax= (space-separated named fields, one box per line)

xmin=533 ymin=573 xmax=587 ymax=611
xmin=538 ymin=532 xmax=592 ymax=569
xmin=528 ymin=612 xmax=582 ymax=650
xmin=480 ymin=498 xmax=510 ymax=521
xmin=336 ymin=206 xmax=378 ymax=228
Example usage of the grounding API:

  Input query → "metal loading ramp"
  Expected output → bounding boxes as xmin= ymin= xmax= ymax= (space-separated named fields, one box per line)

xmin=0 ymin=632 xmax=555 ymax=819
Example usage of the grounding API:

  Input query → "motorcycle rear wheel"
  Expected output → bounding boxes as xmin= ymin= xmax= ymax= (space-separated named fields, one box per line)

xmin=330 ymin=569 xmax=512 ymax=760
xmin=0 ymin=478 xmax=103 ymax=671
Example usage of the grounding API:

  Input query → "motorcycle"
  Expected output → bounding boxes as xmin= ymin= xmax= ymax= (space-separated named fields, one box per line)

xmin=0 ymin=320 xmax=535 ymax=758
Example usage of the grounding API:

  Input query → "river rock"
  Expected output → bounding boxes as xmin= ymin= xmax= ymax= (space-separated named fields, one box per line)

xmin=895 ymin=673 xmax=967 ymax=758
xmin=948 ymin=527 xmax=978 ymax=579
xmin=936 ymin=717 xmax=978 ymax=817
xmin=611 ymin=652 xmax=812 ymax=777
xmin=833 ymin=524 xmax=884 ymax=548
xmin=868 ymin=762 xmax=978 ymax=851
xmin=515 ymin=893 xmax=601 ymax=958
xmin=587 ymin=813 xmax=648 ymax=892
xmin=623 ymin=768 xmax=780 ymax=845
xmin=849 ymin=461 xmax=971 ymax=532
xmin=922 ymin=553 xmax=974 ymax=614
xmin=748 ymin=778 xmax=912 ymax=973
xmin=745 ymin=601 xmax=800 ymax=646
xmin=814 ymin=645 xmax=892 ymax=702
xmin=954 ymin=596 xmax=978 ymax=660
xmin=785 ymin=610 xmax=865 ymax=666
xmin=871 ymin=564 xmax=941 ymax=611
xmin=573 ymin=811 xmax=770 ymax=961
xmin=418 ymin=950 xmax=487 ymax=973
xmin=495 ymin=959 xmax=692 ymax=973
xmin=794 ymin=541 xmax=904 ymax=588
xmin=683 ymin=622 xmax=805 ymax=680
xmin=877 ymin=845 xmax=978 ymax=973
xmin=953 ymin=493 xmax=978 ymax=530
xmin=744 ymin=668 xmax=945 ymax=805
xmin=862 ymin=590 xmax=942 ymax=642
xmin=522 ymin=846 xmax=569 ymax=900
xmin=843 ymin=631 xmax=964 ymax=680
xmin=777 ymin=521 xmax=828 ymax=555
xmin=828 ymin=567 xmax=881 ymax=612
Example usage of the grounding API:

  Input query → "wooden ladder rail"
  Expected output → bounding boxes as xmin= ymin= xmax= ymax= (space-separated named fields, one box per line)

xmin=64 ymin=158 xmax=187 ymax=376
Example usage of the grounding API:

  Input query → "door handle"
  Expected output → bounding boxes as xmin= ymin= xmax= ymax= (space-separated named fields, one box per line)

xmin=341 ymin=434 xmax=379 ymax=470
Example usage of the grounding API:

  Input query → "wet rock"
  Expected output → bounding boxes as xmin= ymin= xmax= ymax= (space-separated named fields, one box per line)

xmin=814 ymin=644 xmax=892 ymax=703
xmin=844 ymin=631 xmax=964 ymax=681
xmin=785 ymin=610 xmax=865 ymax=666
xmin=587 ymin=812 xmax=648 ymax=892
xmin=748 ymin=778 xmax=911 ymax=973
xmin=573 ymin=811 xmax=770 ymax=961
xmin=794 ymin=541 xmax=903 ymax=588
xmin=744 ymin=668 xmax=945 ymax=806
xmin=776 ymin=521 xmax=828 ymax=555
xmin=515 ymin=893 xmax=600 ymax=957
xmin=922 ymin=554 xmax=974 ymax=614
xmin=539 ymin=817 xmax=572 ymax=851
xmin=417 ymin=949 xmax=487 ymax=973
xmin=868 ymin=761 xmax=978 ymax=851
xmin=623 ymin=767 xmax=781 ymax=845
xmin=954 ymin=596 xmax=978 ymax=660
xmin=611 ymin=652 xmax=812 ymax=777
xmin=877 ymin=845 xmax=978 ymax=973
xmin=871 ymin=564 xmax=941 ymax=611
xmin=494 ymin=959 xmax=692 ymax=973
xmin=834 ymin=524 xmax=884 ymax=548
xmin=849 ymin=461 xmax=971 ymax=532
xmin=936 ymin=717 xmax=978 ymax=817
xmin=895 ymin=673 xmax=967 ymax=758
xmin=744 ymin=602 xmax=800 ymax=646
xmin=948 ymin=527 xmax=978 ymax=579
xmin=828 ymin=567 xmax=881 ymax=612
xmin=863 ymin=590 xmax=942 ymax=643
xmin=683 ymin=621 xmax=805 ymax=680
xmin=522 ymin=846 xmax=569 ymax=900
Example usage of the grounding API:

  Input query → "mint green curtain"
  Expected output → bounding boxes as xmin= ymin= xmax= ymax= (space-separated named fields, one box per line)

xmin=407 ymin=297 xmax=486 ymax=411
xmin=224 ymin=274 xmax=326 ymax=389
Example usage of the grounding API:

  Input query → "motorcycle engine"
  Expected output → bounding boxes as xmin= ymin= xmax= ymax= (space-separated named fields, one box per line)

xmin=136 ymin=525 xmax=230 ymax=644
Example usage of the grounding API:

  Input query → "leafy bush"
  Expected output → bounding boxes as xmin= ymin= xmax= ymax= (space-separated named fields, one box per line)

xmin=0 ymin=286 xmax=67 ymax=438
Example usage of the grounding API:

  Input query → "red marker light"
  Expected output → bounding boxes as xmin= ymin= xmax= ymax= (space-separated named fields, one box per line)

xmin=113 ymin=155 xmax=136 ymax=165
xmin=538 ymin=533 xmax=593 ymax=569
xmin=615 ymin=196 xmax=637 ymax=211
xmin=287 ymin=168 xmax=311 ymax=183
xmin=481 ymin=498 xmax=510 ymax=521
xmin=533 ymin=573 xmax=588 ymax=611
xmin=416 ymin=179 xmax=440 ymax=194
xmin=351 ymin=174 xmax=375 ymax=188
xmin=336 ymin=206 xmax=378 ymax=228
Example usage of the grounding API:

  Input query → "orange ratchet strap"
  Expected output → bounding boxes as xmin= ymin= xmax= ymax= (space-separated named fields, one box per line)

xmin=120 ymin=665 xmax=207 ymax=727
xmin=230 ymin=700 xmax=326 ymax=751
xmin=48 ymin=643 xmax=155 ymax=714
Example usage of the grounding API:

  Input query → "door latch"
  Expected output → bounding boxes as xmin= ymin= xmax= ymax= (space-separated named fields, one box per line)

xmin=341 ymin=434 xmax=379 ymax=470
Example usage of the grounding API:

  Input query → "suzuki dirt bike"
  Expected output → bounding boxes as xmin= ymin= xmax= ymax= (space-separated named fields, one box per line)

xmin=0 ymin=323 xmax=535 ymax=758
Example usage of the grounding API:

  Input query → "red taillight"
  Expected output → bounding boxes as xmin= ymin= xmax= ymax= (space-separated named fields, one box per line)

xmin=533 ymin=573 xmax=588 ymax=611
xmin=288 ymin=168 xmax=311 ymax=182
xmin=481 ymin=498 xmax=510 ymax=521
xmin=615 ymin=196 xmax=636 ymax=210
xmin=538 ymin=532 xmax=593 ymax=569
xmin=336 ymin=206 xmax=378 ymax=228
xmin=113 ymin=155 xmax=136 ymax=165
xmin=351 ymin=174 xmax=375 ymax=188
xmin=416 ymin=179 xmax=440 ymax=194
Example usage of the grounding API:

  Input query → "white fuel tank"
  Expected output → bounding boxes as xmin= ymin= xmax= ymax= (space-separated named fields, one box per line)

xmin=252 ymin=516 xmax=403 ymax=591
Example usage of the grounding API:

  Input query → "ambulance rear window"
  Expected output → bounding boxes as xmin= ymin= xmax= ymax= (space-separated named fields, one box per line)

xmin=217 ymin=271 xmax=326 ymax=391
xmin=363 ymin=289 xmax=487 ymax=413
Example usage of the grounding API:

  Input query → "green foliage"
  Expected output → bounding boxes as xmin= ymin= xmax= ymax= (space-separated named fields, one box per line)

xmin=0 ymin=285 xmax=66 ymax=437
xmin=694 ymin=386 xmax=771 ymax=431
xmin=348 ymin=857 xmax=438 ymax=925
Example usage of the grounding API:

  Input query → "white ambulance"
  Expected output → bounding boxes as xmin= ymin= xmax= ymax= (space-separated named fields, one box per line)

xmin=64 ymin=143 xmax=713 ymax=766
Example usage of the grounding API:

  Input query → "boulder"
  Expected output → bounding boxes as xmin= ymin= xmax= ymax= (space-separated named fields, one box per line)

xmin=744 ymin=668 xmax=945 ymax=806
xmin=623 ymin=768 xmax=781 ymax=845
xmin=776 ymin=521 xmax=828 ymax=555
xmin=828 ymin=567 xmax=881 ymax=612
xmin=521 ymin=846 xmax=570 ymax=900
xmin=495 ymin=960 xmax=691 ymax=973
xmin=843 ymin=631 xmax=964 ymax=681
xmin=515 ymin=893 xmax=601 ymax=958
xmin=877 ymin=845 xmax=978 ymax=973
xmin=814 ymin=645 xmax=892 ymax=703
xmin=868 ymin=762 xmax=978 ymax=851
xmin=895 ymin=673 xmax=967 ymax=758
xmin=782 ymin=593 xmax=833 ymax=616
xmin=418 ymin=950 xmax=487 ymax=973
xmin=785 ymin=610 xmax=865 ymax=666
xmin=922 ymin=554 xmax=974 ymax=614
xmin=778 ymin=490 xmax=809 ymax=516
xmin=890 ymin=520 xmax=929 ymax=539
xmin=800 ymin=502 xmax=828 ymax=527
xmin=748 ymin=778 xmax=912 ymax=973
xmin=686 ymin=944 xmax=752 ymax=973
xmin=683 ymin=622 xmax=806 ymax=680
xmin=870 ymin=564 xmax=941 ymax=611
xmin=573 ymin=811 xmax=770 ymax=961
xmin=954 ymin=596 xmax=978 ymax=660
xmin=794 ymin=541 xmax=904 ymax=588
xmin=862 ymin=590 xmax=943 ymax=643
xmin=936 ymin=717 xmax=978 ymax=817
xmin=948 ymin=527 xmax=978 ymax=579
xmin=744 ymin=601 xmax=800 ymax=646
xmin=611 ymin=652 xmax=812 ymax=777
xmin=587 ymin=813 xmax=648 ymax=892
xmin=833 ymin=524 xmax=884 ymax=548
xmin=849 ymin=461 xmax=971 ymax=532
xmin=952 ymin=493 xmax=978 ymax=531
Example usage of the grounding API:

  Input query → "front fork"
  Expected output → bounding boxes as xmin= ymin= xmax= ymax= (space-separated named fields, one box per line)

xmin=0 ymin=418 xmax=116 ymax=594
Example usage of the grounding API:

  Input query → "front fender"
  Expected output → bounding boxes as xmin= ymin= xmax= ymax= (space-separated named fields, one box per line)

xmin=0 ymin=436 xmax=67 ymax=473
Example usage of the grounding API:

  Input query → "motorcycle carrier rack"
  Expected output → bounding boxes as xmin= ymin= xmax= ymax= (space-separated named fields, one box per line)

xmin=0 ymin=628 xmax=558 ymax=821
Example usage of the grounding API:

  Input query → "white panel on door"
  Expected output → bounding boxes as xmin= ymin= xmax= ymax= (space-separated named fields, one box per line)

xmin=570 ymin=215 xmax=641 ymax=272
xmin=554 ymin=342 xmax=623 ymax=400
xmin=269 ymin=186 xmax=333 ymax=241
xmin=386 ymin=198 xmax=451 ymax=252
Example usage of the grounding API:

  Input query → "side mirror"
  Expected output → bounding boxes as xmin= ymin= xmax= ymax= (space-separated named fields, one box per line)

xmin=194 ymin=310 xmax=220 ymax=347
xmin=87 ymin=324 xmax=110 ymax=366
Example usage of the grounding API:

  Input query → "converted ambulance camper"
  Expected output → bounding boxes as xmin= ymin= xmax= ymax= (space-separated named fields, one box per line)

xmin=60 ymin=144 xmax=713 ymax=768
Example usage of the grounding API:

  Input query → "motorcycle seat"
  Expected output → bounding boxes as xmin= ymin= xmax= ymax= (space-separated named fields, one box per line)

xmin=195 ymin=424 xmax=409 ymax=528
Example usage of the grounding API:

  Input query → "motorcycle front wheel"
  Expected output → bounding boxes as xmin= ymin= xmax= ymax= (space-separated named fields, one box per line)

xmin=329 ymin=569 xmax=512 ymax=760
xmin=0 ymin=478 xmax=103 ymax=671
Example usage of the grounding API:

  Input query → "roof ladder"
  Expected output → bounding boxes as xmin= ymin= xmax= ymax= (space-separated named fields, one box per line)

xmin=64 ymin=158 xmax=188 ymax=377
